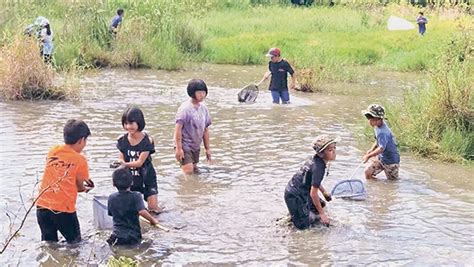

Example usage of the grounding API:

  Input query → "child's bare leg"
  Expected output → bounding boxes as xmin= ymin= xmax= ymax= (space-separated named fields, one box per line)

xmin=365 ymin=159 xmax=381 ymax=179
xmin=181 ymin=163 xmax=194 ymax=175
xmin=147 ymin=194 xmax=161 ymax=212
xmin=193 ymin=164 xmax=200 ymax=174
xmin=365 ymin=167 xmax=375 ymax=179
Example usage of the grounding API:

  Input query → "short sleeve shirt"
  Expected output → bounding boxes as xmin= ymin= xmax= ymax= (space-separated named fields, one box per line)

xmin=375 ymin=123 xmax=400 ymax=164
xmin=417 ymin=16 xmax=428 ymax=25
xmin=175 ymin=100 xmax=212 ymax=152
xmin=36 ymin=145 xmax=89 ymax=213
xmin=111 ymin=15 xmax=122 ymax=29
xmin=286 ymin=156 xmax=326 ymax=196
xmin=108 ymin=191 xmax=145 ymax=241
xmin=117 ymin=133 xmax=155 ymax=177
xmin=268 ymin=59 xmax=294 ymax=91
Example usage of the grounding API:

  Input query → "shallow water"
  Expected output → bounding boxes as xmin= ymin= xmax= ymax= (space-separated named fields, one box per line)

xmin=0 ymin=65 xmax=473 ymax=266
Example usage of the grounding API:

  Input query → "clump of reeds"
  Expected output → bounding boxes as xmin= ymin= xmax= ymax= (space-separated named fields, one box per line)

xmin=295 ymin=67 xmax=324 ymax=93
xmin=0 ymin=35 xmax=80 ymax=100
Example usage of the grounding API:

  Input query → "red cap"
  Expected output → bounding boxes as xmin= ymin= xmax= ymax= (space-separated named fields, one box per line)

xmin=266 ymin=47 xmax=281 ymax=57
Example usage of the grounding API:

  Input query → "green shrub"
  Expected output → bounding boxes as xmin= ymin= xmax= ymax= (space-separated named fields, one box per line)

xmin=387 ymin=29 xmax=473 ymax=162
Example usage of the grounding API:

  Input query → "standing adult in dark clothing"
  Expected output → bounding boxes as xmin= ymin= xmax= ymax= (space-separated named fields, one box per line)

xmin=284 ymin=135 xmax=339 ymax=229
xmin=259 ymin=47 xmax=297 ymax=104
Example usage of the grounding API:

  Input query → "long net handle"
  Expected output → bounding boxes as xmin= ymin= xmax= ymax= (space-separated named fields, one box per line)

xmin=347 ymin=161 xmax=364 ymax=192
xmin=348 ymin=161 xmax=364 ymax=180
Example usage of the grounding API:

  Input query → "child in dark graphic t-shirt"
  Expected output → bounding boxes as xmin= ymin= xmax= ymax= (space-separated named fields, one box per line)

xmin=116 ymin=107 xmax=162 ymax=214
xmin=107 ymin=166 xmax=158 ymax=246
xmin=258 ymin=47 xmax=297 ymax=104
xmin=284 ymin=134 xmax=340 ymax=229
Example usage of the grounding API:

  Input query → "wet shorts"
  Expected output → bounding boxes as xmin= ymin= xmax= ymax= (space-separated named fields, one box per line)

xmin=180 ymin=149 xmax=200 ymax=166
xmin=36 ymin=208 xmax=81 ymax=243
xmin=131 ymin=162 xmax=158 ymax=200
xmin=366 ymin=158 xmax=400 ymax=180
xmin=284 ymin=191 xmax=325 ymax=230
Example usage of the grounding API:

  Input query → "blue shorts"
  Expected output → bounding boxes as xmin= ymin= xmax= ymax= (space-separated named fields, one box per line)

xmin=271 ymin=90 xmax=290 ymax=104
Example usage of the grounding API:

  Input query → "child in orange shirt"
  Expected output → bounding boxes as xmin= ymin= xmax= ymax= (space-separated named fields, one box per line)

xmin=36 ymin=119 xmax=94 ymax=243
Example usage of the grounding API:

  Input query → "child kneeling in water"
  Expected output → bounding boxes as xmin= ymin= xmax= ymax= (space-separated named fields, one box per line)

xmin=107 ymin=166 xmax=158 ymax=246
xmin=284 ymin=134 xmax=339 ymax=229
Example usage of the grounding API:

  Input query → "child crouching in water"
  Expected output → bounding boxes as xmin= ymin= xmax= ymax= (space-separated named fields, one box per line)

xmin=107 ymin=166 xmax=158 ymax=246
xmin=284 ymin=134 xmax=339 ymax=229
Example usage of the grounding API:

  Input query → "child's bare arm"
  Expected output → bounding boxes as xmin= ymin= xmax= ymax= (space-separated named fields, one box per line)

xmin=76 ymin=178 xmax=93 ymax=192
xmin=118 ymin=152 xmax=125 ymax=162
xmin=138 ymin=209 xmax=158 ymax=225
xmin=319 ymin=185 xmax=332 ymax=201
xmin=367 ymin=141 xmax=378 ymax=153
xmin=310 ymin=186 xmax=329 ymax=225
xmin=174 ymin=124 xmax=184 ymax=161
xmin=203 ymin=128 xmax=211 ymax=162
xmin=290 ymin=72 xmax=297 ymax=89
xmin=121 ymin=152 xmax=150 ymax=168
xmin=363 ymin=147 xmax=384 ymax=162
xmin=258 ymin=71 xmax=271 ymax=85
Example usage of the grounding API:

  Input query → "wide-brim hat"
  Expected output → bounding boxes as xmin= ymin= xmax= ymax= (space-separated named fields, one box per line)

xmin=362 ymin=104 xmax=385 ymax=119
xmin=312 ymin=134 xmax=341 ymax=153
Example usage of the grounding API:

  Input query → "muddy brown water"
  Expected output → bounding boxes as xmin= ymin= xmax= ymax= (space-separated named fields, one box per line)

xmin=0 ymin=64 xmax=473 ymax=266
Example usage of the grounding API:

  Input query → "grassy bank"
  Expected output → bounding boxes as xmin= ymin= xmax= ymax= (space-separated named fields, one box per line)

xmin=385 ymin=29 xmax=472 ymax=162
xmin=1 ymin=1 xmax=471 ymax=74
xmin=194 ymin=3 xmax=472 ymax=84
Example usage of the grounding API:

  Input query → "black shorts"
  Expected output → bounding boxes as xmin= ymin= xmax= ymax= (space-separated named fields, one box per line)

xmin=131 ymin=162 xmax=158 ymax=200
xmin=284 ymin=191 xmax=311 ymax=230
xmin=36 ymin=207 xmax=81 ymax=243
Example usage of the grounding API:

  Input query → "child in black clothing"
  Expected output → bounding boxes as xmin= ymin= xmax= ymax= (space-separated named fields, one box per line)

xmin=117 ymin=107 xmax=162 ymax=213
xmin=107 ymin=166 xmax=158 ymax=246
xmin=258 ymin=47 xmax=297 ymax=104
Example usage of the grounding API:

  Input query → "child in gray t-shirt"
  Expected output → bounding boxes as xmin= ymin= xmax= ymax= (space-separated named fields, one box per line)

xmin=174 ymin=79 xmax=212 ymax=174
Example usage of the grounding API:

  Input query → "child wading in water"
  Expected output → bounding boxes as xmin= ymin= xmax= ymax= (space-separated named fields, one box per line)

xmin=107 ymin=166 xmax=158 ymax=246
xmin=36 ymin=119 xmax=94 ymax=243
xmin=259 ymin=47 xmax=297 ymax=104
xmin=174 ymin=79 xmax=212 ymax=174
xmin=284 ymin=134 xmax=339 ymax=229
xmin=117 ymin=107 xmax=162 ymax=214
xmin=362 ymin=104 xmax=400 ymax=180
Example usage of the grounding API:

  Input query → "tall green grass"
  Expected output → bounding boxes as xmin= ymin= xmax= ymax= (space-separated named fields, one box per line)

xmin=1 ymin=1 xmax=470 ymax=73
xmin=386 ymin=29 xmax=473 ymax=162
xmin=194 ymin=3 xmax=467 ymax=76
xmin=0 ymin=0 xmax=220 ymax=70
